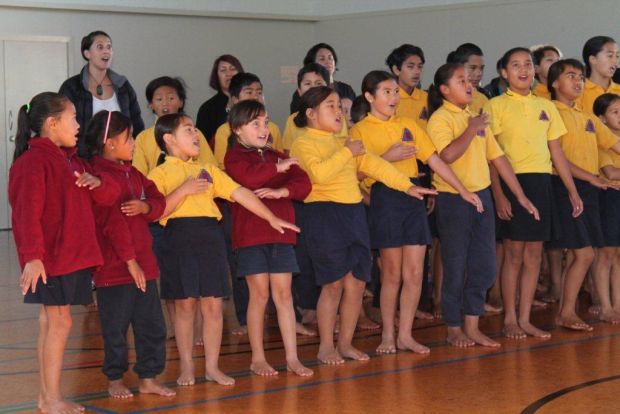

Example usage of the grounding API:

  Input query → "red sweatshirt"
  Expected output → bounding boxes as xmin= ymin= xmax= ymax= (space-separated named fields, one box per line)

xmin=90 ymin=156 xmax=166 ymax=287
xmin=224 ymin=143 xmax=311 ymax=249
xmin=8 ymin=138 xmax=120 ymax=276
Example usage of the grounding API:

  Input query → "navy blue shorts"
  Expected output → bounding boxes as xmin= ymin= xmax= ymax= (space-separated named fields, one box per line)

xmin=160 ymin=217 xmax=231 ymax=299
xmin=235 ymin=243 xmax=299 ymax=278
xmin=600 ymin=188 xmax=620 ymax=246
xmin=24 ymin=268 xmax=93 ymax=306
xmin=548 ymin=177 xmax=603 ymax=249
xmin=304 ymin=202 xmax=371 ymax=286
xmin=369 ymin=180 xmax=432 ymax=249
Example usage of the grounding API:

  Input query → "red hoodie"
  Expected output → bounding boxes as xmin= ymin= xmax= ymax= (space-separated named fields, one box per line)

xmin=8 ymin=138 xmax=120 ymax=276
xmin=224 ymin=143 xmax=311 ymax=250
xmin=90 ymin=156 xmax=165 ymax=287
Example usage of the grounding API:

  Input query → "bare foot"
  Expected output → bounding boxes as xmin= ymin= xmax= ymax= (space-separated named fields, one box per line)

xmin=194 ymin=338 xmax=204 ymax=346
xmin=356 ymin=314 xmax=380 ymax=331
xmin=41 ymin=398 xmax=85 ymax=414
xmin=463 ymin=327 xmax=501 ymax=348
xmin=300 ymin=309 xmax=317 ymax=325
xmin=446 ymin=327 xmax=475 ymax=348
xmin=286 ymin=359 xmax=314 ymax=377
xmin=139 ymin=378 xmax=176 ymax=397
xmin=317 ymin=347 xmax=344 ymax=365
xmin=250 ymin=360 xmax=279 ymax=377
xmin=556 ymin=315 xmax=594 ymax=331
xmin=295 ymin=322 xmax=317 ymax=336
xmin=205 ymin=367 xmax=235 ymax=385
xmin=519 ymin=320 xmax=551 ymax=338
xmin=338 ymin=344 xmax=370 ymax=361
xmin=415 ymin=310 xmax=434 ymax=320
xmin=176 ymin=360 xmax=195 ymax=386
xmin=231 ymin=325 xmax=248 ymax=335
xmin=484 ymin=302 xmax=503 ymax=314
xmin=532 ymin=299 xmax=548 ymax=309
xmin=589 ymin=305 xmax=602 ymax=316
xmin=376 ymin=336 xmax=397 ymax=354
xmin=397 ymin=336 xmax=430 ymax=354
xmin=600 ymin=310 xmax=620 ymax=324
xmin=108 ymin=379 xmax=134 ymax=399
xmin=503 ymin=323 xmax=527 ymax=339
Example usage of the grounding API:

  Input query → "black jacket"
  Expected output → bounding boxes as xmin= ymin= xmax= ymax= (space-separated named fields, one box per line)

xmin=196 ymin=91 xmax=229 ymax=144
xmin=59 ymin=65 xmax=144 ymax=157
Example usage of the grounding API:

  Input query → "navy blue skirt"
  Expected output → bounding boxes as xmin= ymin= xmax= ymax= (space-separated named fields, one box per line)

xmin=600 ymin=188 xmax=620 ymax=246
xmin=303 ymin=202 xmax=371 ymax=285
xmin=235 ymin=243 xmax=299 ymax=278
xmin=160 ymin=217 xmax=231 ymax=299
xmin=369 ymin=180 xmax=432 ymax=249
xmin=24 ymin=268 xmax=93 ymax=306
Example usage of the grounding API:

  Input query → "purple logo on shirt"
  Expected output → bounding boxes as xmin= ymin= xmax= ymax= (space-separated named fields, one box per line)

xmin=539 ymin=110 xmax=549 ymax=121
xmin=476 ymin=129 xmax=486 ymax=137
xmin=402 ymin=128 xmax=414 ymax=142
xmin=585 ymin=119 xmax=596 ymax=133
xmin=419 ymin=107 xmax=429 ymax=120
xmin=198 ymin=169 xmax=213 ymax=183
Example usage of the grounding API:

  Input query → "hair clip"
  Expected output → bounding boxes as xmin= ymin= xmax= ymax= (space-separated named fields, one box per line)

xmin=25 ymin=103 xmax=30 ymax=112
xmin=102 ymin=111 xmax=112 ymax=144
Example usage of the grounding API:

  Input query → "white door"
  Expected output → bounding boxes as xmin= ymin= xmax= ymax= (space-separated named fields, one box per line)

xmin=0 ymin=39 xmax=69 ymax=229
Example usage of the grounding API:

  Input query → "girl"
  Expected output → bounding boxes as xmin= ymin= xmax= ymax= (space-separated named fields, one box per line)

xmin=196 ymin=54 xmax=244 ymax=144
xmin=548 ymin=61 xmax=620 ymax=330
xmin=290 ymin=86 xmax=438 ymax=364
xmin=86 ymin=111 xmax=175 ymax=398
xmin=531 ymin=45 xmax=561 ymax=100
xmin=578 ymin=36 xmax=620 ymax=113
xmin=9 ymin=92 xmax=119 ymax=414
xmin=594 ymin=93 xmax=620 ymax=322
xmin=351 ymin=70 xmax=484 ymax=354
xmin=446 ymin=43 xmax=490 ymax=113
xmin=224 ymin=100 xmax=313 ymax=377
xmin=148 ymin=113 xmax=298 ymax=386
xmin=484 ymin=48 xmax=583 ymax=339
xmin=59 ymin=30 xmax=144 ymax=156
xmin=427 ymin=63 xmax=539 ymax=347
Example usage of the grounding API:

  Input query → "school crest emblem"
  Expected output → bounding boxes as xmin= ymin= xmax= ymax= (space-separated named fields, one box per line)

xmin=198 ymin=169 xmax=213 ymax=183
xmin=476 ymin=129 xmax=486 ymax=137
xmin=402 ymin=128 xmax=414 ymax=142
xmin=539 ymin=110 xmax=549 ymax=121
xmin=419 ymin=107 xmax=429 ymax=120
xmin=585 ymin=119 xmax=596 ymax=133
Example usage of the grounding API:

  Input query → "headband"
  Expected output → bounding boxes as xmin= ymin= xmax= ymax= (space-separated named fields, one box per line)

xmin=103 ymin=111 xmax=112 ymax=144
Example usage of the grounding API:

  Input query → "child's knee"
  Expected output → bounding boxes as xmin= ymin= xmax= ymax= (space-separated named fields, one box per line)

xmin=321 ymin=281 xmax=343 ymax=298
xmin=271 ymin=287 xmax=293 ymax=306
xmin=250 ymin=287 xmax=270 ymax=306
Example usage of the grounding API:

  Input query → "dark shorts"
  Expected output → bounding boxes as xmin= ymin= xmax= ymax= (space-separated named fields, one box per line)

xmin=499 ymin=173 xmax=557 ymax=242
xmin=600 ymin=188 xmax=620 ymax=247
xmin=235 ymin=243 xmax=299 ymax=278
xmin=548 ymin=177 xmax=603 ymax=249
xmin=304 ymin=202 xmax=371 ymax=286
xmin=24 ymin=268 xmax=93 ymax=306
xmin=369 ymin=180 xmax=432 ymax=249
xmin=160 ymin=217 xmax=231 ymax=299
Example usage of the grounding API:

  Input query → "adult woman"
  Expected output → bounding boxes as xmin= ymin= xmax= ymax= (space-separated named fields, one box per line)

xmin=59 ymin=30 xmax=144 ymax=157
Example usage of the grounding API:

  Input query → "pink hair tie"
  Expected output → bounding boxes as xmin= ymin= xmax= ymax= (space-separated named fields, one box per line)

xmin=102 ymin=111 xmax=113 ymax=144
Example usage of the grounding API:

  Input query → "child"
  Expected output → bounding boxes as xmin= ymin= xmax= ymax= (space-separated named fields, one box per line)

xmin=350 ymin=70 xmax=484 ymax=354
xmin=548 ymin=61 xmax=620 ymax=330
xmin=386 ymin=44 xmax=429 ymax=129
xmin=213 ymin=72 xmax=283 ymax=169
xmin=446 ymin=43 xmax=490 ymax=113
xmin=290 ymin=86 xmax=438 ymax=364
xmin=224 ymin=100 xmax=314 ymax=377
xmin=484 ymin=48 xmax=583 ymax=339
xmin=86 ymin=111 xmax=175 ymax=398
xmin=427 ymin=63 xmax=539 ymax=347
xmin=594 ymin=93 xmax=620 ymax=322
xmin=148 ymin=113 xmax=298 ymax=386
xmin=531 ymin=45 xmax=561 ymax=99
xmin=133 ymin=76 xmax=216 ymax=340
xmin=577 ymin=36 xmax=620 ymax=113
xmin=9 ymin=92 xmax=119 ymax=414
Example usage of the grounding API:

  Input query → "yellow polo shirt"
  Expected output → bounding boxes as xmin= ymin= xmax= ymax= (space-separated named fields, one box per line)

xmin=290 ymin=127 xmax=412 ymax=204
xmin=350 ymin=113 xmax=436 ymax=189
xmin=427 ymin=101 xmax=504 ymax=193
xmin=133 ymin=126 xmax=216 ymax=176
xmin=469 ymin=90 xmax=489 ymax=114
xmin=576 ymin=79 xmax=620 ymax=114
xmin=532 ymin=82 xmax=551 ymax=100
xmin=599 ymin=147 xmax=620 ymax=185
xmin=396 ymin=87 xmax=429 ymax=130
xmin=283 ymin=112 xmax=349 ymax=151
xmin=483 ymin=89 xmax=567 ymax=174
xmin=554 ymin=100 xmax=619 ymax=175
xmin=148 ymin=156 xmax=240 ymax=225
xmin=213 ymin=121 xmax=283 ymax=169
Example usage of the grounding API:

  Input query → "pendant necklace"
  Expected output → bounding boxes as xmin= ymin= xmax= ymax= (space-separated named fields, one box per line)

xmin=90 ymin=70 xmax=106 ymax=96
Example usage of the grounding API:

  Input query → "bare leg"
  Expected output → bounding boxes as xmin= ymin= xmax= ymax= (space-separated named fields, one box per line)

xmin=194 ymin=306 xmax=204 ymax=346
xmin=377 ymin=247 xmax=402 ymax=354
xmin=165 ymin=299 xmax=176 ymax=339
xmin=593 ymin=247 xmax=620 ymax=323
xmin=518 ymin=241 xmax=550 ymax=338
xmin=611 ymin=249 xmax=620 ymax=313
xmin=38 ymin=307 xmax=47 ymax=410
xmin=316 ymin=279 xmax=344 ymax=364
xmin=431 ymin=239 xmax=444 ymax=318
xmin=557 ymin=247 xmax=594 ymax=331
xmin=337 ymin=273 xmax=369 ymax=361
xmin=246 ymin=274 xmax=278 ymax=376
xmin=501 ymin=240 xmax=527 ymax=339
xmin=174 ymin=298 xmax=196 ymax=385
xmin=543 ymin=248 xmax=562 ymax=303
xmin=201 ymin=297 xmax=234 ymax=385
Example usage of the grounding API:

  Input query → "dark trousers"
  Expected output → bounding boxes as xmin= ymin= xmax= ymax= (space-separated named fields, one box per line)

xmin=436 ymin=189 xmax=496 ymax=327
xmin=97 ymin=280 xmax=166 ymax=380
xmin=292 ymin=202 xmax=321 ymax=310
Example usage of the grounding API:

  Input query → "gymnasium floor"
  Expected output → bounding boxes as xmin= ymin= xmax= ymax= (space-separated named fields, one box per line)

xmin=0 ymin=230 xmax=619 ymax=413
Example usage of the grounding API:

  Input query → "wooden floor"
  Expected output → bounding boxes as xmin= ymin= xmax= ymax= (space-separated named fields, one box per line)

xmin=1 ymin=230 xmax=619 ymax=413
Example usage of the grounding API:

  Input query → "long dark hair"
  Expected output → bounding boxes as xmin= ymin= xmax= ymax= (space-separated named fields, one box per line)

xmin=154 ymin=113 xmax=187 ymax=165
xmin=14 ymin=92 xmax=69 ymax=162
xmin=583 ymin=36 xmax=616 ymax=78
xmin=427 ymin=63 xmax=464 ymax=117
xmin=209 ymin=55 xmax=244 ymax=91
xmin=361 ymin=70 xmax=397 ymax=106
xmin=294 ymin=86 xmax=337 ymax=128
xmin=84 ymin=111 xmax=132 ymax=158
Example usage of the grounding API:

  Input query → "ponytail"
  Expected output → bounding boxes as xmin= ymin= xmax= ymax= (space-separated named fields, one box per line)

xmin=294 ymin=86 xmax=335 ymax=128
xmin=427 ymin=63 xmax=463 ymax=118
xmin=154 ymin=113 xmax=186 ymax=165
xmin=427 ymin=84 xmax=445 ymax=118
